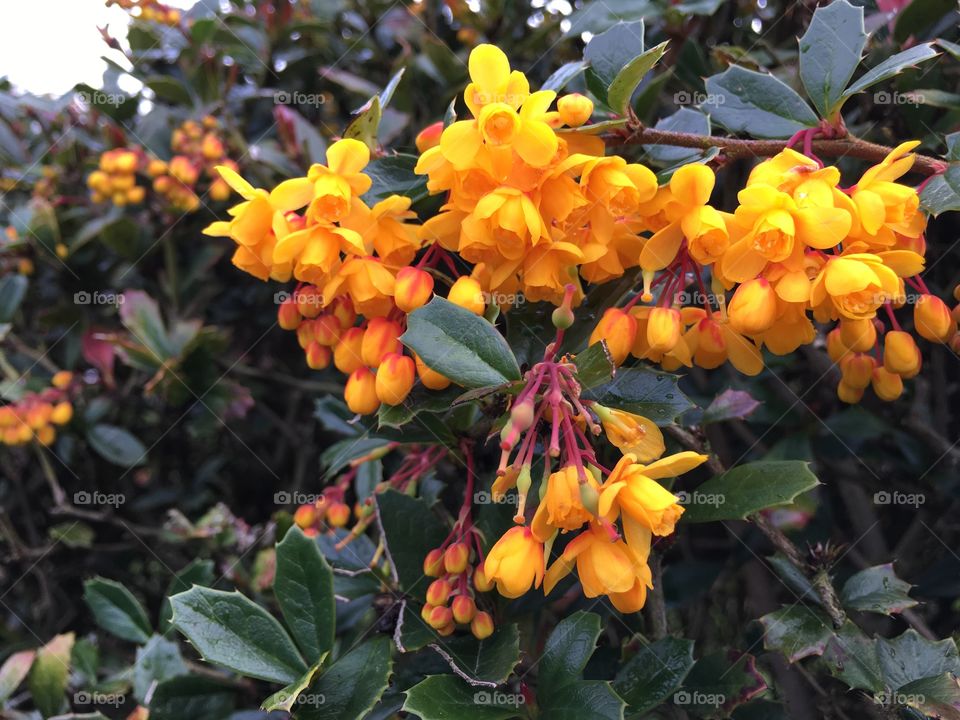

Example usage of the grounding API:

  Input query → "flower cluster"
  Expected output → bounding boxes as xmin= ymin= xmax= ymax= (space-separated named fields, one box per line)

xmin=87 ymin=148 xmax=146 ymax=207
xmin=482 ymin=292 xmax=707 ymax=612
xmin=590 ymin=143 xmax=955 ymax=403
xmin=146 ymin=117 xmax=233 ymax=211
xmin=0 ymin=372 xmax=74 ymax=447
xmin=415 ymin=44 xmax=659 ymax=306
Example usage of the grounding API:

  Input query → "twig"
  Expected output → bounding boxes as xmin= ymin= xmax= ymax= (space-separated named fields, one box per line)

xmin=647 ymin=553 xmax=668 ymax=640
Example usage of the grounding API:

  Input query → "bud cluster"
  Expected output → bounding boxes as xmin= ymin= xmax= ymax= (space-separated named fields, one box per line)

xmin=0 ymin=371 xmax=75 ymax=447
xmin=87 ymin=148 xmax=146 ymax=206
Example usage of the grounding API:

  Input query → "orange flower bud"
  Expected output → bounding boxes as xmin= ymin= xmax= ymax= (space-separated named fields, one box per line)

xmin=557 ymin=93 xmax=594 ymax=127
xmin=452 ymin=595 xmax=477 ymax=624
xmin=50 ymin=401 xmax=73 ymax=426
xmin=294 ymin=504 xmax=317 ymax=529
xmin=444 ymin=542 xmax=470 ymax=574
xmin=414 ymin=353 xmax=451 ymax=390
xmin=840 ymin=353 xmax=875 ymax=390
xmin=202 ymin=133 xmax=224 ymax=160
xmin=914 ymin=294 xmax=954 ymax=342
xmin=169 ymin=156 xmax=199 ymax=185
xmin=826 ymin=327 xmax=850 ymax=364
xmin=448 ymin=277 xmax=485 ymax=315
xmin=426 ymin=578 xmax=452 ymax=606
xmin=51 ymin=371 xmax=73 ymax=389
xmin=147 ymin=159 xmax=168 ymax=177
xmin=589 ymin=308 xmax=637 ymax=365
xmin=472 ymin=567 xmax=494 ymax=593
xmin=727 ymin=279 xmax=777 ymax=335
xmin=331 ymin=298 xmax=357 ymax=328
xmin=394 ymin=266 xmax=435 ymax=313
xmin=210 ymin=179 xmax=231 ymax=202
xmin=415 ymin=121 xmax=444 ymax=153
xmin=313 ymin=315 xmax=341 ymax=346
xmin=361 ymin=318 xmax=403 ymax=368
xmin=471 ymin=610 xmax=494 ymax=639
xmin=646 ymin=307 xmax=681 ymax=353
xmin=305 ymin=341 xmax=332 ymax=370
xmin=423 ymin=548 xmax=445 ymax=577
xmin=36 ymin=425 xmax=56 ymax=446
xmin=839 ymin=318 xmax=877 ymax=353
xmin=375 ymin=353 xmax=415 ymax=406
xmin=427 ymin=604 xmax=453 ymax=629
xmin=871 ymin=366 xmax=904 ymax=401
xmin=296 ymin=320 xmax=315 ymax=349
xmin=277 ymin=298 xmax=301 ymax=330
xmin=837 ymin=381 xmax=864 ymax=404
xmin=697 ymin=317 xmax=726 ymax=354
xmin=326 ymin=501 xmax=351 ymax=528
xmin=344 ymin=367 xmax=380 ymax=415
xmin=296 ymin=286 xmax=324 ymax=319
xmin=421 ymin=603 xmax=436 ymax=623
xmin=334 ymin=327 xmax=365 ymax=375
xmin=883 ymin=330 xmax=921 ymax=377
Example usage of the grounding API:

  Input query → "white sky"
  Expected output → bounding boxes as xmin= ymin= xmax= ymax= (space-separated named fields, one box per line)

xmin=0 ymin=0 xmax=197 ymax=96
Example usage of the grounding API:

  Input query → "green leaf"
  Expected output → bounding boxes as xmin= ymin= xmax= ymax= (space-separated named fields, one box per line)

xmin=145 ymin=75 xmax=194 ymax=105
xmin=703 ymin=66 xmax=818 ymax=138
xmin=538 ymin=611 xmax=602 ymax=695
xmin=843 ymin=44 xmax=940 ymax=98
xmin=344 ymin=95 xmax=381 ymax=151
xmin=148 ymin=675 xmax=234 ymax=720
xmin=401 ymin=297 xmax=521 ymax=389
xmin=643 ymin=107 xmax=711 ymax=165
xmin=0 ymin=649 xmax=35 ymax=703
xmin=0 ymin=274 xmax=27 ymax=323
xmin=169 ymin=587 xmax=307 ymax=684
xmin=895 ymin=0 xmax=956 ymax=42
xmin=679 ymin=651 xmax=767 ymax=717
xmin=428 ymin=624 xmax=521 ymax=687
xmin=403 ymin=675 xmax=523 ymax=720
xmin=542 ymin=682 xmax=625 ymax=720
xmin=897 ymin=673 xmax=960 ymax=716
xmin=573 ymin=342 xmax=615 ymax=390
xmin=28 ymin=633 xmax=73 ymax=718
xmin=376 ymin=489 xmax=447 ymax=593
xmin=583 ymin=367 xmax=693 ymax=425
xmin=320 ymin=437 xmax=393 ymax=475
xmin=939 ymin=38 xmax=960 ymax=61
xmin=160 ymin=558 xmax=215 ymax=633
xmin=681 ymin=461 xmax=820 ymax=523
xmin=393 ymin=600 xmax=438 ymax=653
xmin=798 ymin=0 xmax=866 ymax=116
xmin=275 ymin=527 xmax=336 ymax=663
xmin=262 ymin=658 xmax=325 ymax=712
xmin=133 ymin=635 xmax=188 ymax=702
xmin=840 ymin=564 xmax=917 ymax=615
xmin=820 ymin=622 xmax=884 ymax=692
xmin=584 ymin=21 xmax=646 ymax=104
xmin=378 ymin=68 xmax=406 ymax=108
xmin=542 ymin=60 xmax=588 ymax=92
xmin=876 ymin=629 xmax=960 ymax=691
xmin=614 ymin=637 xmax=695 ymax=714
xmin=83 ymin=577 xmax=152 ymax=643
xmin=363 ymin=154 xmax=428 ymax=203
xmin=758 ymin=606 xmax=833 ymax=662
xmin=378 ymin=385 xmax=461 ymax=429
xmin=86 ymin=424 xmax=148 ymax=468
xmin=920 ymin=164 xmax=960 ymax=216
xmin=284 ymin=107 xmax=329 ymax=165
xmin=119 ymin=290 xmax=176 ymax=361
xmin=607 ymin=41 xmax=668 ymax=115
xmin=295 ymin=637 xmax=392 ymax=720
xmin=48 ymin=522 xmax=95 ymax=549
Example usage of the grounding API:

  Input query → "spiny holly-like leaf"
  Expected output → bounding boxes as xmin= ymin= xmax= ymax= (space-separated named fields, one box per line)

xmin=583 ymin=21 xmax=646 ymax=105
xmin=376 ymin=489 xmax=447 ymax=594
xmin=842 ymin=44 xmax=940 ymax=98
xmin=403 ymin=675 xmax=523 ymax=720
xmin=702 ymin=66 xmax=818 ymax=138
xmin=275 ymin=526 xmax=336 ymax=663
xmin=573 ymin=341 xmax=615 ymax=389
xmin=759 ymin=606 xmax=834 ymax=662
xmin=428 ymin=624 xmax=521 ymax=687
xmin=840 ymin=564 xmax=917 ymax=615
xmin=295 ymin=637 xmax=392 ymax=720
xmin=614 ymin=637 xmax=695 ymax=714
xmin=798 ymin=0 xmax=866 ymax=116
xmin=584 ymin=366 xmax=693 ymax=425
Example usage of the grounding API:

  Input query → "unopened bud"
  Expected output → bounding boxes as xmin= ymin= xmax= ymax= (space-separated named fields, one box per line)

xmin=444 ymin=542 xmax=470 ymax=574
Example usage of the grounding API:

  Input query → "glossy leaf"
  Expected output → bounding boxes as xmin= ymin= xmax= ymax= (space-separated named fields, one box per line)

xmin=798 ymin=0 xmax=866 ymax=116
xmin=584 ymin=367 xmax=693 ymax=425
xmin=607 ymin=41 xmax=668 ymax=115
xmin=614 ymin=637 xmax=695 ymax=714
xmin=840 ymin=564 xmax=917 ymax=615
xmin=295 ymin=637 xmax=392 ymax=720
xmin=703 ymin=66 xmax=818 ymax=138
xmin=83 ymin=577 xmax=152 ymax=643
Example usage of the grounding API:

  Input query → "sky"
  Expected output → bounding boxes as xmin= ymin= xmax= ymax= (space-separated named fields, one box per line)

xmin=0 ymin=0 xmax=197 ymax=96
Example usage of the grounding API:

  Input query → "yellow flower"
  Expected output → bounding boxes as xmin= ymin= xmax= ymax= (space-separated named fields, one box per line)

xmin=530 ymin=466 xmax=597 ymax=534
xmin=727 ymin=278 xmax=778 ymax=336
xmin=460 ymin=187 xmax=548 ymax=265
xmin=306 ymin=138 xmax=373 ymax=223
xmin=464 ymin=44 xmax=529 ymax=116
xmin=484 ymin=526 xmax=544 ymax=599
xmin=641 ymin=164 xmax=729 ymax=270
xmin=593 ymin=404 xmax=665 ymax=463
xmin=543 ymin=522 xmax=641 ymax=598
xmin=810 ymin=251 xmax=914 ymax=321
xmin=340 ymin=195 xmax=422 ymax=266
xmin=588 ymin=308 xmax=637 ymax=366
xmin=322 ymin=256 xmax=396 ymax=318
xmin=599 ymin=451 xmax=707 ymax=536
xmin=850 ymin=141 xmax=925 ymax=245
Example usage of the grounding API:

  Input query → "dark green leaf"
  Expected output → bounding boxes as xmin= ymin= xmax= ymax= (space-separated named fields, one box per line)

xmin=363 ymin=154 xmax=428 ymax=203
xmin=86 ymin=424 xmax=148 ymax=468
xmin=0 ymin=274 xmax=27 ymax=323
xmin=403 ymin=675 xmax=523 ymax=720
xmin=148 ymin=675 xmax=234 ymax=720
xmin=538 ymin=611 xmax=602 ymax=696
xmin=681 ymin=461 xmax=820 ymax=523
xmin=428 ymin=624 xmax=521 ymax=687
xmin=83 ymin=577 xmax=152 ymax=643
xmin=376 ymin=489 xmax=447 ymax=594
xmin=843 ymin=44 xmax=940 ymax=98
xmin=320 ymin=437 xmax=393 ymax=476
xmin=573 ymin=342 xmax=615 ymax=390
xmin=275 ymin=527 xmax=336 ymax=663
xmin=820 ymin=622 xmax=884 ymax=692
xmin=540 ymin=681 xmax=624 ymax=720
xmin=169 ymin=587 xmax=307 ymax=684
xmin=542 ymin=60 xmax=588 ymax=92
xmin=703 ymin=66 xmax=818 ymax=138
xmin=295 ymin=637 xmax=392 ymax=720
xmin=679 ymin=651 xmax=767 ymax=717
xmin=876 ymin=629 xmax=960 ymax=690
xmin=133 ymin=635 xmax=187 ymax=702
xmin=920 ymin=164 xmax=960 ymax=216
xmin=584 ymin=21 xmax=646 ymax=104
xmin=614 ymin=637 xmax=695 ymax=714
xmin=798 ymin=0 xmax=866 ymax=116
xmin=758 ymin=606 xmax=833 ymax=662
xmin=145 ymin=75 xmax=194 ymax=105
xmin=378 ymin=385 xmax=461 ymax=429
xmin=584 ymin=367 xmax=693 ymax=425
xmin=160 ymin=559 xmax=215 ymax=634
xmin=840 ymin=564 xmax=917 ymax=615
xmin=401 ymin=298 xmax=521 ymax=388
